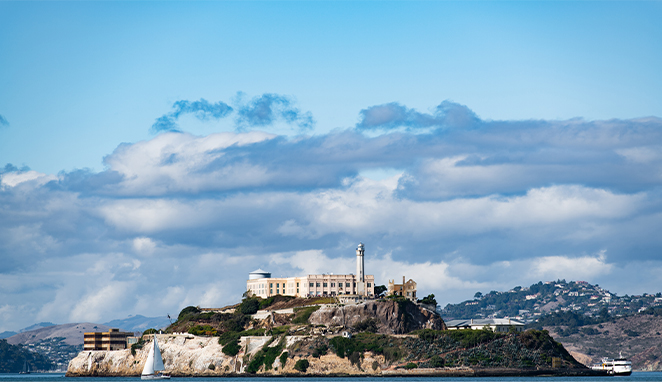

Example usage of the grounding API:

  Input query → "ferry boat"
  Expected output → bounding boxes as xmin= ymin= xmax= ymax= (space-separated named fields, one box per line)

xmin=591 ymin=352 xmax=632 ymax=376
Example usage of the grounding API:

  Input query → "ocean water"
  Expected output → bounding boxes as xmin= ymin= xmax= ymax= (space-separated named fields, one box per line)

xmin=1 ymin=373 xmax=662 ymax=382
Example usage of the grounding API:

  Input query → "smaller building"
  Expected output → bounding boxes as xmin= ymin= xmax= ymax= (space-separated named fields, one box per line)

xmin=445 ymin=318 xmax=525 ymax=333
xmin=388 ymin=276 xmax=417 ymax=301
xmin=83 ymin=328 xmax=134 ymax=351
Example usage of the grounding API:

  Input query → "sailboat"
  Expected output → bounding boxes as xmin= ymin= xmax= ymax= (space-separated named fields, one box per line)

xmin=18 ymin=361 xmax=30 ymax=374
xmin=141 ymin=335 xmax=170 ymax=380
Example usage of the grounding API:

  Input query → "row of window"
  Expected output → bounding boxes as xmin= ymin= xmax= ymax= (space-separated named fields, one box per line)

xmin=308 ymin=282 xmax=372 ymax=288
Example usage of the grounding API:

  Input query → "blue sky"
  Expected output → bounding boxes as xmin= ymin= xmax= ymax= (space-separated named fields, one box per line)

xmin=1 ymin=1 xmax=662 ymax=331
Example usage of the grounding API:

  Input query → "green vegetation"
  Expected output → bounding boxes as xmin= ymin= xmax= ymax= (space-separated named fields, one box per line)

xmin=279 ymin=351 xmax=288 ymax=366
xmin=0 ymin=339 xmax=54 ymax=373
xmin=404 ymin=362 xmax=418 ymax=369
xmin=177 ymin=306 xmax=201 ymax=321
xmin=240 ymin=298 xmax=260 ymax=315
xmin=353 ymin=318 xmax=379 ymax=333
xmin=420 ymin=294 xmax=437 ymax=306
xmin=188 ymin=325 xmax=217 ymax=336
xmin=329 ymin=332 xmax=403 ymax=363
xmin=292 ymin=306 xmax=320 ymax=324
xmin=374 ymin=285 xmax=387 ymax=297
xmin=246 ymin=337 xmax=286 ymax=373
xmin=429 ymin=355 xmax=445 ymax=367
xmin=294 ymin=359 xmax=309 ymax=372
xmin=142 ymin=328 xmax=158 ymax=335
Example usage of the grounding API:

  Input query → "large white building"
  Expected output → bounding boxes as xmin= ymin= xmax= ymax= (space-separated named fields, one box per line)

xmin=246 ymin=243 xmax=375 ymax=298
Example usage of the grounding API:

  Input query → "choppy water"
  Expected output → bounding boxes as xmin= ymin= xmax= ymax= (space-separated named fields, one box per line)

xmin=2 ymin=373 xmax=662 ymax=382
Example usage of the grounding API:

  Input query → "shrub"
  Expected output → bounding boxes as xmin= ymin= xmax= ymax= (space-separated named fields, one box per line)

xmin=404 ymin=362 xmax=418 ymax=369
xmin=178 ymin=306 xmax=200 ymax=321
xmin=312 ymin=344 xmax=328 ymax=358
xmin=208 ymin=363 xmax=215 ymax=370
xmin=188 ymin=325 xmax=217 ymax=336
xmin=292 ymin=306 xmax=320 ymax=324
xmin=420 ymin=294 xmax=437 ymax=306
xmin=372 ymin=360 xmax=379 ymax=370
xmin=221 ymin=340 xmax=240 ymax=356
xmin=349 ymin=351 xmax=362 ymax=367
xmin=240 ymin=298 xmax=260 ymax=315
xmin=294 ymin=359 xmax=309 ymax=372
xmin=279 ymin=351 xmax=288 ymax=367
xmin=430 ymin=355 xmax=445 ymax=368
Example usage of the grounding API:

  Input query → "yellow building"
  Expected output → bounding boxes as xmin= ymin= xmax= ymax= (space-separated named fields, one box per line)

xmin=83 ymin=328 xmax=134 ymax=351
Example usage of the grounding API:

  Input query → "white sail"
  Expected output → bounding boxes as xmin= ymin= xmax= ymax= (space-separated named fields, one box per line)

xmin=153 ymin=336 xmax=165 ymax=371
xmin=142 ymin=338 xmax=156 ymax=376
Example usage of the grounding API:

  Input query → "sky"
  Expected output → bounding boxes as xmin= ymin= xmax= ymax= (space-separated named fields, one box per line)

xmin=1 ymin=1 xmax=662 ymax=332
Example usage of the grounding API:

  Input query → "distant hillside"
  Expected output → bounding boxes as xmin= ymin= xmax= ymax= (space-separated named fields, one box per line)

xmin=6 ymin=323 xmax=114 ymax=346
xmin=441 ymin=280 xmax=661 ymax=322
xmin=549 ymin=309 xmax=662 ymax=371
xmin=103 ymin=315 xmax=170 ymax=332
xmin=19 ymin=322 xmax=56 ymax=333
xmin=0 ymin=331 xmax=17 ymax=339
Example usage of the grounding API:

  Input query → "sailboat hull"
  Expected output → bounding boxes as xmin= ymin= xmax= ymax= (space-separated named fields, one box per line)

xmin=141 ymin=374 xmax=171 ymax=380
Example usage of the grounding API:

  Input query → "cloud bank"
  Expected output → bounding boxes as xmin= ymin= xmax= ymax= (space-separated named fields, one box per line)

xmin=2 ymin=100 xmax=662 ymax=331
xmin=151 ymin=93 xmax=314 ymax=133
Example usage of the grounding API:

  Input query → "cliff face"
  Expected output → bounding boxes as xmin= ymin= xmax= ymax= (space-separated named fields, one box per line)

xmin=66 ymin=334 xmax=382 ymax=377
xmin=67 ymin=329 xmax=582 ymax=377
xmin=309 ymin=300 xmax=446 ymax=334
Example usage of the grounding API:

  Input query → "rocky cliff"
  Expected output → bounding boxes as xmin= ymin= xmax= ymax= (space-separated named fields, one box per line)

xmin=67 ymin=329 xmax=588 ymax=377
xmin=309 ymin=300 xmax=445 ymax=334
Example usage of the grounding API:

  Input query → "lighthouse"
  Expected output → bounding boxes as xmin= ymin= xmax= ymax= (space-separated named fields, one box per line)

xmin=356 ymin=242 xmax=365 ymax=295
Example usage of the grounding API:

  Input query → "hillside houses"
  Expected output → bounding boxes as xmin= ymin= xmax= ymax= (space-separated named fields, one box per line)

xmin=441 ymin=280 xmax=662 ymax=323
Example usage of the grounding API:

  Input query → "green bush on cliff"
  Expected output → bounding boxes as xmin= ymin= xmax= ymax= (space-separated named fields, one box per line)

xmin=177 ymin=306 xmax=200 ymax=321
xmin=445 ymin=328 xmax=503 ymax=348
xmin=222 ymin=340 xmax=241 ymax=356
xmin=240 ymin=298 xmax=260 ymax=315
xmin=245 ymin=336 xmax=286 ymax=373
xmin=292 ymin=306 xmax=320 ymax=324
xmin=404 ymin=362 xmax=418 ymax=369
xmin=188 ymin=325 xmax=217 ymax=336
xmin=294 ymin=359 xmax=309 ymax=372
xmin=279 ymin=351 xmax=289 ymax=366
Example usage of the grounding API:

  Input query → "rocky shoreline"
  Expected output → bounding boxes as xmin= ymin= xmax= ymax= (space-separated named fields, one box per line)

xmin=66 ymin=332 xmax=604 ymax=378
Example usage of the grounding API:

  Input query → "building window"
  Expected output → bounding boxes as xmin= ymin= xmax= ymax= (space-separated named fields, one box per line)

xmin=367 ymin=283 xmax=371 ymax=287
xmin=270 ymin=289 xmax=273 ymax=294
xmin=353 ymin=282 xmax=356 ymax=287
xmin=331 ymin=283 xmax=335 ymax=287
xmin=297 ymin=288 xmax=299 ymax=293
xmin=323 ymin=283 xmax=327 ymax=287
xmin=316 ymin=282 xmax=320 ymax=287
xmin=309 ymin=283 xmax=314 ymax=287
xmin=346 ymin=283 xmax=350 ymax=287
xmin=297 ymin=282 xmax=299 ymax=287
xmin=270 ymin=283 xmax=273 ymax=287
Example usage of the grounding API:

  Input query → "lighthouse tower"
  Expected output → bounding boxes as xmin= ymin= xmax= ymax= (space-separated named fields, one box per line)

xmin=356 ymin=242 xmax=365 ymax=295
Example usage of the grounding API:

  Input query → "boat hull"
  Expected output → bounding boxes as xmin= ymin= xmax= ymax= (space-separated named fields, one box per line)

xmin=141 ymin=374 xmax=171 ymax=380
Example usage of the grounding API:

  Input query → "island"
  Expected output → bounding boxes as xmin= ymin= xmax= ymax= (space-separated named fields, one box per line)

xmin=66 ymin=295 xmax=604 ymax=377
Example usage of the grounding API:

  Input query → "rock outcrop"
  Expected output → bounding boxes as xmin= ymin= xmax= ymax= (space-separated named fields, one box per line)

xmin=309 ymin=300 xmax=445 ymax=333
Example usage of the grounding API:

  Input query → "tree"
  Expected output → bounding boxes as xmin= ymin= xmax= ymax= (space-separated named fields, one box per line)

xmin=421 ymin=294 xmax=437 ymax=306
xmin=374 ymin=285 xmax=387 ymax=297
xmin=474 ymin=292 xmax=483 ymax=299
xmin=294 ymin=359 xmax=309 ymax=372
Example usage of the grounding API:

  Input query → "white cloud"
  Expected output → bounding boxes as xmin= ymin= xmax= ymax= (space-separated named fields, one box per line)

xmin=0 ymin=170 xmax=57 ymax=188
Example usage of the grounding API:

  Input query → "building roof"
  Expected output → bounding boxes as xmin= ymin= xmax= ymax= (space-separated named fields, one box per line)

xmin=445 ymin=318 xmax=525 ymax=327
xmin=250 ymin=268 xmax=269 ymax=274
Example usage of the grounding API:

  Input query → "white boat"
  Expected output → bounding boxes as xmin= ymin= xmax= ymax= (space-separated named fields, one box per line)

xmin=141 ymin=335 xmax=170 ymax=380
xmin=591 ymin=352 xmax=632 ymax=376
